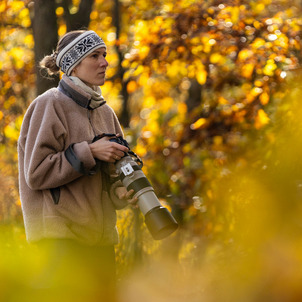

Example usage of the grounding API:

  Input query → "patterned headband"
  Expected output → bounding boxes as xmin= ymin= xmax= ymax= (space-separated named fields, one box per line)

xmin=56 ymin=30 xmax=107 ymax=75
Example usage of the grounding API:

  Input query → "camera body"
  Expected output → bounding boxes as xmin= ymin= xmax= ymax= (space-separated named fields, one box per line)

xmin=99 ymin=134 xmax=178 ymax=240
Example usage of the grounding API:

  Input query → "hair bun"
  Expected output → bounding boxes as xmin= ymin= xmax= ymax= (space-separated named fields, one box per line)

xmin=39 ymin=54 xmax=60 ymax=76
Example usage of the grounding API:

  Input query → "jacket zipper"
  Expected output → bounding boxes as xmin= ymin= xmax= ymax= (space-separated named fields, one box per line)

xmin=87 ymin=109 xmax=97 ymax=137
xmin=87 ymin=109 xmax=105 ymax=240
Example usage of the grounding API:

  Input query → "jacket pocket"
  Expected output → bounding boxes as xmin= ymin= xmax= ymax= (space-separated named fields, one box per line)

xmin=50 ymin=187 xmax=61 ymax=205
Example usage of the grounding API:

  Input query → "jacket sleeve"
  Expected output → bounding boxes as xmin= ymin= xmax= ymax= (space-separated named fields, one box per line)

xmin=20 ymin=97 xmax=95 ymax=190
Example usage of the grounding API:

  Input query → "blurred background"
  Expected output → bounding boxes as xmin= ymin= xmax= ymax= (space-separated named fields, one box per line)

xmin=1 ymin=0 xmax=302 ymax=301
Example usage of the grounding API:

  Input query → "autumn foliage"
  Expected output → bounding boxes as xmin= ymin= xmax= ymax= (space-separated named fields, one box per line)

xmin=1 ymin=0 xmax=302 ymax=300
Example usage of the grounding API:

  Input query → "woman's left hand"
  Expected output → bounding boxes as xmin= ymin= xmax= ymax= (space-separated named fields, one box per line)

xmin=115 ymin=187 xmax=138 ymax=208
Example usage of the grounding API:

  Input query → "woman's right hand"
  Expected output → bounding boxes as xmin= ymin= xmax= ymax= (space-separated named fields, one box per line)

xmin=89 ymin=136 xmax=129 ymax=163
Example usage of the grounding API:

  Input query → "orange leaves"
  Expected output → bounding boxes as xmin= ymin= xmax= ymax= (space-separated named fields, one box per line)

xmin=0 ymin=2 xmax=35 ymax=190
xmin=1 ymin=0 xmax=301 ymax=253
xmin=241 ymin=63 xmax=255 ymax=79
xmin=127 ymin=81 xmax=138 ymax=94
xmin=259 ymin=92 xmax=270 ymax=105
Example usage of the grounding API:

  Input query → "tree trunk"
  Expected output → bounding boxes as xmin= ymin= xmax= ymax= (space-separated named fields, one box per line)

xmin=113 ymin=0 xmax=130 ymax=127
xmin=32 ymin=0 xmax=94 ymax=96
xmin=32 ymin=0 xmax=59 ymax=96
xmin=186 ymin=79 xmax=202 ymax=113
xmin=62 ymin=0 xmax=94 ymax=31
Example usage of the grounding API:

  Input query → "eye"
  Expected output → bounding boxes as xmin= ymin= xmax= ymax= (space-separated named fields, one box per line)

xmin=91 ymin=53 xmax=99 ymax=58
xmin=103 ymin=52 xmax=107 ymax=58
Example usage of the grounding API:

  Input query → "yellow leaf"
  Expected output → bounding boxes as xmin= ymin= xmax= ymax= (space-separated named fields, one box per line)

xmin=20 ymin=8 xmax=31 ymax=27
xmin=134 ymin=144 xmax=147 ymax=157
xmin=167 ymin=60 xmax=187 ymax=79
xmin=196 ymin=69 xmax=207 ymax=85
xmin=58 ymin=24 xmax=67 ymax=36
xmin=255 ymin=3 xmax=265 ymax=13
xmin=24 ymin=35 xmax=34 ymax=48
xmin=56 ymin=6 xmax=64 ymax=16
xmin=255 ymin=109 xmax=270 ymax=129
xmin=161 ymin=97 xmax=174 ymax=113
xmin=9 ymin=47 xmax=25 ymax=69
xmin=177 ymin=102 xmax=187 ymax=115
xmin=253 ymin=20 xmax=261 ymax=29
xmin=251 ymin=87 xmax=263 ymax=97
xmin=241 ymin=63 xmax=254 ymax=78
xmin=190 ymin=118 xmax=207 ymax=130
xmin=231 ymin=6 xmax=240 ymax=24
xmin=218 ymin=97 xmax=229 ymax=105
xmin=263 ymin=60 xmax=277 ymax=76
xmin=4 ymin=124 xmax=19 ymax=141
xmin=191 ymin=37 xmax=200 ymax=45
xmin=254 ymin=80 xmax=263 ymax=87
xmin=90 ymin=10 xmax=98 ymax=20
xmin=238 ymin=49 xmax=253 ymax=61
xmin=0 ymin=2 xmax=6 ymax=13
xmin=210 ymin=53 xmax=223 ymax=64
xmin=252 ymin=38 xmax=266 ymax=49
xmin=143 ymin=96 xmax=156 ymax=107
xmin=132 ymin=65 xmax=144 ymax=77
xmin=11 ymin=0 xmax=24 ymax=11
xmin=139 ymin=45 xmax=150 ymax=60
xmin=138 ymin=72 xmax=149 ymax=86
xmin=260 ymin=92 xmax=270 ymax=105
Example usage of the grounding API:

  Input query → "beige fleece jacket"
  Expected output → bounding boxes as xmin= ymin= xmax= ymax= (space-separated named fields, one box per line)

xmin=18 ymin=75 xmax=127 ymax=246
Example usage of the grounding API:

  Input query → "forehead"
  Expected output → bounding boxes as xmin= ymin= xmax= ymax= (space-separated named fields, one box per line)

xmin=91 ymin=47 xmax=106 ymax=53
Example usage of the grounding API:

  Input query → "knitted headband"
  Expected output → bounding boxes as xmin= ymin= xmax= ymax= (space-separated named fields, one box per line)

xmin=56 ymin=30 xmax=107 ymax=75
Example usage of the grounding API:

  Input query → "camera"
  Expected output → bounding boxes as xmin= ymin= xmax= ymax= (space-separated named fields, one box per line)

xmin=96 ymin=134 xmax=178 ymax=240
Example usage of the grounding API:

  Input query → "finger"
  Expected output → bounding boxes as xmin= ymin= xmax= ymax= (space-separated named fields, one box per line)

xmin=112 ymin=142 xmax=129 ymax=153
xmin=115 ymin=150 xmax=125 ymax=158
xmin=127 ymin=191 xmax=138 ymax=204
xmin=129 ymin=199 xmax=138 ymax=205
xmin=126 ymin=189 xmax=135 ymax=198
xmin=113 ymin=154 xmax=120 ymax=161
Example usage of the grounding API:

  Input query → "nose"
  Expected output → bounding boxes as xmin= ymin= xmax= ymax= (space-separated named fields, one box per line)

xmin=100 ymin=57 xmax=108 ymax=68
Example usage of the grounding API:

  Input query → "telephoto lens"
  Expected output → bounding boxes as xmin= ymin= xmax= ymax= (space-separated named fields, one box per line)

xmin=110 ymin=137 xmax=178 ymax=240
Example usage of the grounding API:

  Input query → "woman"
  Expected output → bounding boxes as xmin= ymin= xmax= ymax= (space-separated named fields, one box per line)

xmin=18 ymin=30 xmax=136 ymax=302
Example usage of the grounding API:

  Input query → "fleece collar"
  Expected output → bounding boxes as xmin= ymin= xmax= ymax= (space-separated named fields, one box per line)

xmin=58 ymin=74 xmax=106 ymax=110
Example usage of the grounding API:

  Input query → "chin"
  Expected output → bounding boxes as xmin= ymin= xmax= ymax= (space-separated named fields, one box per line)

xmin=97 ymin=80 xmax=105 ymax=86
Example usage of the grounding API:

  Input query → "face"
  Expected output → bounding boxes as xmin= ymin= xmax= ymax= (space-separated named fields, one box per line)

xmin=71 ymin=47 xmax=108 ymax=87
